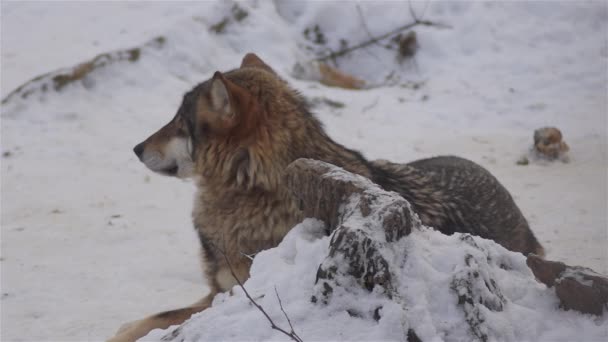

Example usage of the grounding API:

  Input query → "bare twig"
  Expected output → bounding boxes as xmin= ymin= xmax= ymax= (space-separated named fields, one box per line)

xmin=407 ymin=0 xmax=427 ymax=76
xmin=210 ymin=242 xmax=304 ymax=342
xmin=362 ymin=97 xmax=379 ymax=113
xmin=275 ymin=286 xmax=299 ymax=338
xmin=355 ymin=4 xmax=382 ymax=61
xmin=356 ymin=4 xmax=379 ymax=47
xmin=314 ymin=6 xmax=450 ymax=63
xmin=408 ymin=0 xmax=430 ymax=23
xmin=240 ymin=251 xmax=257 ymax=261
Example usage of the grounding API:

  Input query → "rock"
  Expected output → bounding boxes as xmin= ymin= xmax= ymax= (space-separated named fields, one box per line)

xmin=285 ymin=158 xmax=420 ymax=306
xmin=450 ymin=235 xmax=508 ymax=342
xmin=526 ymin=255 xmax=567 ymax=287
xmin=533 ymin=127 xmax=569 ymax=161
xmin=527 ymin=255 xmax=608 ymax=316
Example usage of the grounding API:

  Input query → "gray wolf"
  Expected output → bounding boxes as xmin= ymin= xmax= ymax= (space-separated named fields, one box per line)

xmin=110 ymin=53 xmax=543 ymax=341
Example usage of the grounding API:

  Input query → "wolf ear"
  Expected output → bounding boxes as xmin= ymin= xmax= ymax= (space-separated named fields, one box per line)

xmin=208 ymin=71 xmax=257 ymax=133
xmin=240 ymin=53 xmax=276 ymax=74
xmin=209 ymin=71 xmax=233 ymax=118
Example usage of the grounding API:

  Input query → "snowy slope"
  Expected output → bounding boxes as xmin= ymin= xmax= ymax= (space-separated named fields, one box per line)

xmin=1 ymin=1 xmax=607 ymax=341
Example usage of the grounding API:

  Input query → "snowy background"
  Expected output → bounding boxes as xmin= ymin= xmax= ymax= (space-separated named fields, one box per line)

xmin=1 ymin=1 xmax=606 ymax=341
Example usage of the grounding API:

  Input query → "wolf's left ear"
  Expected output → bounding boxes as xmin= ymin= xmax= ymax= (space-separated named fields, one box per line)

xmin=240 ymin=53 xmax=276 ymax=75
xmin=209 ymin=71 xmax=234 ymax=118
xmin=209 ymin=71 xmax=257 ymax=130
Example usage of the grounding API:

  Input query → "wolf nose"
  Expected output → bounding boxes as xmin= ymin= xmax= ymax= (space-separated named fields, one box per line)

xmin=133 ymin=143 xmax=145 ymax=160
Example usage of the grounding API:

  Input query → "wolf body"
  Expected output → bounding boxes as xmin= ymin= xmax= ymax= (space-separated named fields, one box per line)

xmin=110 ymin=53 xmax=543 ymax=342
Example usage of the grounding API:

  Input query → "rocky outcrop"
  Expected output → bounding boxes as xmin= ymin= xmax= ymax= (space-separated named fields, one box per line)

xmin=527 ymin=255 xmax=608 ymax=316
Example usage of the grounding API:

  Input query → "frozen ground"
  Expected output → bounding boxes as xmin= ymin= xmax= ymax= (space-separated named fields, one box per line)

xmin=1 ymin=1 xmax=606 ymax=341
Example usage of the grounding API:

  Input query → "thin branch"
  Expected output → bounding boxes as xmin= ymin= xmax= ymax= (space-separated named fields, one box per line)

xmin=362 ymin=97 xmax=379 ymax=113
xmin=313 ymin=14 xmax=450 ymax=63
xmin=408 ymin=1 xmax=417 ymax=21
xmin=210 ymin=242 xmax=304 ymax=342
xmin=240 ymin=251 xmax=257 ymax=261
xmin=406 ymin=0 xmax=426 ymax=76
xmin=355 ymin=4 xmax=383 ymax=61
xmin=409 ymin=0 xmax=430 ymax=24
xmin=275 ymin=286 xmax=298 ymax=337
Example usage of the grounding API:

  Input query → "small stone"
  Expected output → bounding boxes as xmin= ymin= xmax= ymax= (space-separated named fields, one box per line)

xmin=516 ymin=156 xmax=529 ymax=166
xmin=533 ymin=127 xmax=569 ymax=160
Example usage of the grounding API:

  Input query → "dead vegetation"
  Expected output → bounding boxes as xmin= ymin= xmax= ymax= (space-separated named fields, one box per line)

xmin=1 ymin=36 xmax=166 ymax=105
xmin=210 ymin=3 xmax=249 ymax=34
xmin=309 ymin=4 xmax=449 ymax=65
xmin=294 ymin=3 xmax=446 ymax=90
xmin=210 ymin=242 xmax=304 ymax=342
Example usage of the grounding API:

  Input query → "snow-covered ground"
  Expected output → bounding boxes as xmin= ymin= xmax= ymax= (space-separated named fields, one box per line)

xmin=144 ymin=218 xmax=607 ymax=342
xmin=1 ymin=1 xmax=606 ymax=341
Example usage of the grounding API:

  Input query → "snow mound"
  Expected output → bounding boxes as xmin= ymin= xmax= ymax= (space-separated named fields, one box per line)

xmin=144 ymin=224 xmax=606 ymax=342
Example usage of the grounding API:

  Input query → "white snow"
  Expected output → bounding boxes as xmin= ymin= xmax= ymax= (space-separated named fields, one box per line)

xmin=1 ymin=1 xmax=607 ymax=341
xmin=144 ymin=221 xmax=607 ymax=342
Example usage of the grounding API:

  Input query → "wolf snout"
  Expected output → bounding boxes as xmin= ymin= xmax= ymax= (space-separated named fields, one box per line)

xmin=133 ymin=143 xmax=145 ymax=160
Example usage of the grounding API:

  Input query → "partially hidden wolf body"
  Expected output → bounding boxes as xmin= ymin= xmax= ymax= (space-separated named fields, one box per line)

xmin=111 ymin=53 xmax=544 ymax=341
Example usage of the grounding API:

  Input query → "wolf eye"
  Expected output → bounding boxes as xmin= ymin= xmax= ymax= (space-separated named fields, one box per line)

xmin=180 ymin=113 xmax=198 ymax=137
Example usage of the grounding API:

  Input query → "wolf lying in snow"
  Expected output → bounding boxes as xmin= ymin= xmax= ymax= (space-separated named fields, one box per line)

xmin=110 ymin=53 xmax=543 ymax=342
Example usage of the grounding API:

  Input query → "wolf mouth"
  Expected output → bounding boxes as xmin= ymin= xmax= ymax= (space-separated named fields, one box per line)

xmin=161 ymin=165 xmax=179 ymax=176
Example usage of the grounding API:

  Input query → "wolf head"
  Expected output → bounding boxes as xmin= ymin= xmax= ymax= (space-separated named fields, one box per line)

xmin=133 ymin=53 xmax=309 ymax=189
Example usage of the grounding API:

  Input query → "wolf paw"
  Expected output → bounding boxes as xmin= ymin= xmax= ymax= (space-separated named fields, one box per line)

xmin=107 ymin=319 xmax=144 ymax=342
